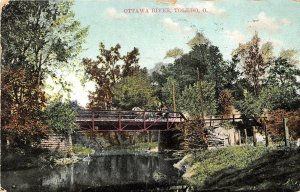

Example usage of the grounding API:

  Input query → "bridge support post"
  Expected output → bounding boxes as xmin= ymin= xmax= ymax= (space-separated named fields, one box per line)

xmin=158 ymin=131 xmax=174 ymax=153
xmin=244 ymin=129 xmax=248 ymax=144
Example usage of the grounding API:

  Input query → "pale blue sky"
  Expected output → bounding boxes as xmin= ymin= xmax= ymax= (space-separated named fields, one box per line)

xmin=66 ymin=0 xmax=300 ymax=106
xmin=72 ymin=0 xmax=300 ymax=69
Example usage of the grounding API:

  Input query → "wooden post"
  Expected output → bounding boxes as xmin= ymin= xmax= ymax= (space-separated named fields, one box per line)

xmin=148 ymin=131 xmax=152 ymax=143
xmin=184 ymin=126 xmax=188 ymax=150
xmin=263 ymin=120 xmax=269 ymax=147
xmin=210 ymin=116 xmax=212 ymax=127
xmin=92 ymin=111 xmax=95 ymax=130
xmin=233 ymin=132 xmax=237 ymax=145
xmin=244 ymin=129 xmax=248 ymax=144
xmin=252 ymin=126 xmax=257 ymax=147
xmin=132 ymin=134 xmax=136 ymax=145
xmin=238 ymin=130 xmax=241 ymax=145
xmin=283 ymin=118 xmax=290 ymax=147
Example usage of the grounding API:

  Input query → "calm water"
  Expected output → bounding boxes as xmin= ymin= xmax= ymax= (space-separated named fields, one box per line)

xmin=2 ymin=154 xmax=183 ymax=192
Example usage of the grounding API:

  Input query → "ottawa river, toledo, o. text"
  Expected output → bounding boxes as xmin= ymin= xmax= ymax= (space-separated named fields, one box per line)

xmin=124 ymin=8 xmax=207 ymax=14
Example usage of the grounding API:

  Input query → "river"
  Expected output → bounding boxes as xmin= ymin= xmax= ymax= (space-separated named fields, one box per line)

xmin=1 ymin=154 xmax=184 ymax=192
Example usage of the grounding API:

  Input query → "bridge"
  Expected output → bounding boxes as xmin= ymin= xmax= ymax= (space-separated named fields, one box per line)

xmin=76 ymin=110 xmax=187 ymax=132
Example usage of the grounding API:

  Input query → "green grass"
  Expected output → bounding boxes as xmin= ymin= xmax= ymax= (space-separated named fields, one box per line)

xmin=102 ymin=142 xmax=158 ymax=153
xmin=73 ymin=144 xmax=95 ymax=155
xmin=182 ymin=145 xmax=300 ymax=191
xmin=126 ymin=142 xmax=158 ymax=151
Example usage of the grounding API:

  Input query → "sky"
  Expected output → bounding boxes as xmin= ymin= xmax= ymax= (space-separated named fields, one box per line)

xmin=64 ymin=0 xmax=300 ymax=107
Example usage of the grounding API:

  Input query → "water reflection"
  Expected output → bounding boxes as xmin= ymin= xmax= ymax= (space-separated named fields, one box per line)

xmin=2 ymin=154 xmax=182 ymax=192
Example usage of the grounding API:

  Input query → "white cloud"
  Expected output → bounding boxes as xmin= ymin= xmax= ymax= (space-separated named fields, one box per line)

xmin=105 ymin=7 xmax=128 ymax=19
xmin=248 ymin=12 xmax=291 ymax=32
xmin=162 ymin=18 xmax=194 ymax=33
xmin=202 ymin=1 xmax=225 ymax=15
xmin=262 ymin=39 xmax=283 ymax=47
xmin=224 ymin=30 xmax=246 ymax=43
xmin=281 ymin=18 xmax=291 ymax=26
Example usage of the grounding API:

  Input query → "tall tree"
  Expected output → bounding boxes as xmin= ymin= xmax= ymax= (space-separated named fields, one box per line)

xmin=83 ymin=43 xmax=141 ymax=110
xmin=179 ymin=81 xmax=217 ymax=117
xmin=234 ymin=32 xmax=271 ymax=96
xmin=267 ymin=56 xmax=300 ymax=110
xmin=1 ymin=1 xmax=87 ymax=144
xmin=112 ymin=73 xmax=158 ymax=110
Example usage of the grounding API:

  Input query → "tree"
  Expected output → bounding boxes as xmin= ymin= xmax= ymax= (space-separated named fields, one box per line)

xmin=179 ymin=81 xmax=217 ymax=117
xmin=45 ymin=99 xmax=79 ymax=134
xmin=1 ymin=1 xmax=87 ymax=144
xmin=235 ymin=86 xmax=284 ymax=117
xmin=187 ymin=32 xmax=210 ymax=48
xmin=1 ymin=1 xmax=87 ymax=85
xmin=1 ymin=67 xmax=48 ymax=145
xmin=236 ymin=89 xmax=270 ymax=117
xmin=150 ymin=33 xmax=240 ymax=116
xmin=159 ymin=77 xmax=180 ymax=111
xmin=233 ymin=32 xmax=271 ymax=96
xmin=279 ymin=49 xmax=299 ymax=66
xmin=266 ymin=57 xmax=300 ymax=110
xmin=112 ymin=73 xmax=158 ymax=110
xmin=83 ymin=43 xmax=141 ymax=110
xmin=164 ymin=47 xmax=184 ymax=59
xmin=219 ymin=89 xmax=233 ymax=117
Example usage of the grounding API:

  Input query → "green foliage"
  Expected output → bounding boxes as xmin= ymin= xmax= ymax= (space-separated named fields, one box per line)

xmin=187 ymin=32 xmax=210 ymax=48
xmin=73 ymin=144 xmax=95 ymax=155
xmin=280 ymin=49 xmax=299 ymax=65
xmin=45 ymin=100 xmax=78 ymax=134
xmin=236 ymin=54 xmax=300 ymax=117
xmin=126 ymin=142 xmax=158 ymax=151
xmin=1 ymin=0 xmax=88 ymax=77
xmin=151 ymin=34 xmax=238 ymax=116
xmin=267 ymin=57 xmax=300 ymax=110
xmin=164 ymin=47 xmax=184 ymax=59
xmin=160 ymin=77 xmax=180 ymax=110
xmin=234 ymin=32 xmax=270 ymax=96
xmin=235 ymin=87 xmax=276 ymax=117
xmin=179 ymin=81 xmax=217 ymax=116
xmin=1 ymin=1 xmax=87 ymax=144
xmin=112 ymin=73 xmax=158 ymax=110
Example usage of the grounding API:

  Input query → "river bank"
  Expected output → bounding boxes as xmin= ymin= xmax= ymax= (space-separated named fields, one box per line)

xmin=174 ymin=145 xmax=300 ymax=191
xmin=1 ymin=142 xmax=159 ymax=171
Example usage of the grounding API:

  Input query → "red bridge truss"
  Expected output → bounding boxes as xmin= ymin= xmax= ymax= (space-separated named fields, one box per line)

xmin=76 ymin=110 xmax=187 ymax=132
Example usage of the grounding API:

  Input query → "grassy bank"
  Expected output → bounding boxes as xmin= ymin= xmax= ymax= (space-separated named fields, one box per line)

xmin=180 ymin=145 xmax=300 ymax=191
xmin=105 ymin=142 xmax=158 ymax=152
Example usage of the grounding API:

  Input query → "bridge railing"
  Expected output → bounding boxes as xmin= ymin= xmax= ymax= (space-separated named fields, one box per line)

xmin=75 ymin=110 xmax=186 ymax=131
